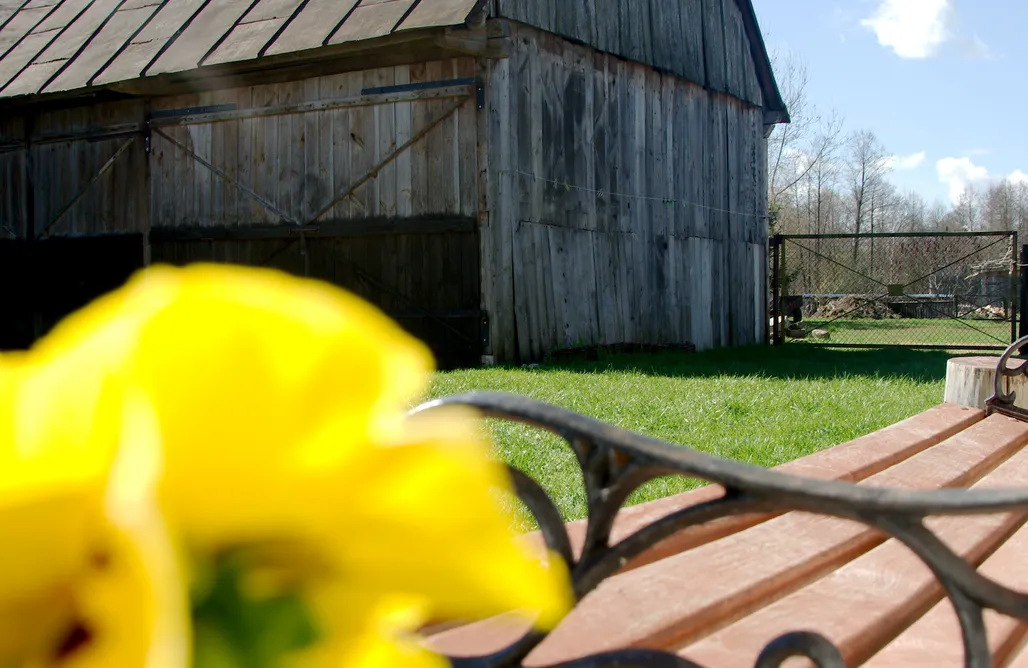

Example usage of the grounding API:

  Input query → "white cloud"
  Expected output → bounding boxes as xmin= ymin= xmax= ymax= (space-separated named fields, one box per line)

xmin=937 ymin=157 xmax=989 ymax=204
xmin=861 ymin=0 xmax=954 ymax=58
xmin=961 ymin=34 xmax=996 ymax=60
xmin=1010 ymin=170 xmax=1028 ymax=186
xmin=885 ymin=151 xmax=927 ymax=171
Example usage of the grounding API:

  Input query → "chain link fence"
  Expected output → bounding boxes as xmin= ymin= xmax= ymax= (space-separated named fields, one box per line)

xmin=771 ymin=232 xmax=1018 ymax=350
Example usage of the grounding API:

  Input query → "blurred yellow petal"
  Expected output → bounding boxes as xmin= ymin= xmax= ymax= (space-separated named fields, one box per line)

xmin=289 ymin=589 xmax=448 ymax=668
xmin=4 ymin=263 xmax=572 ymax=667
xmin=41 ymin=264 xmax=432 ymax=551
xmin=316 ymin=406 xmax=574 ymax=630
xmin=67 ymin=389 xmax=190 ymax=668
xmin=0 ymin=359 xmax=188 ymax=668
xmin=0 ymin=357 xmax=106 ymax=664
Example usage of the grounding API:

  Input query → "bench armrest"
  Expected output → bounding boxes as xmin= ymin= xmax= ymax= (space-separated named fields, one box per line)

xmin=413 ymin=392 xmax=1028 ymax=668
xmin=988 ymin=336 xmax=1028 ymax=422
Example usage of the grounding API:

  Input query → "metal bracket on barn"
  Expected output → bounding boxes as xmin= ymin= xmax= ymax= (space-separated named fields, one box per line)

xmin=412 ymin=391 xmax=1028 ymax=668
xmin=360 ymin=77 xmax=476 ymax=96
xmin=149 ymin=104 xmax=238 ymax=121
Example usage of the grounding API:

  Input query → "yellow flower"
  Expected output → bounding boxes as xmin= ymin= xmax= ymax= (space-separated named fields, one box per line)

xmin=11 ymin=263 xmax=573 ymax=666
xmin=0 ymin=355 xmax=188 ymax=668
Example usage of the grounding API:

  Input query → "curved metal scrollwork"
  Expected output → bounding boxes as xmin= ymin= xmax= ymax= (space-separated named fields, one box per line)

xmin=988 ymin=336 xmax=1028 ymax=421
xmin=412 ymin=390 xmax=1028 ymax=668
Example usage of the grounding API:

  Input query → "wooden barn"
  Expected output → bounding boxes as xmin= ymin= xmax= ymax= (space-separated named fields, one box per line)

xmin=0 ymin=0 xmax=787 ymax=366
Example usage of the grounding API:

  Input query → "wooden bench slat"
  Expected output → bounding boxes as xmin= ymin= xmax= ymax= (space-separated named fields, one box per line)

xmin=521 ymin=403 xmax=983 ymax=571
xmin=1002 ymin=633 xmax=1028 ymax=668
xmin=426 ymin=413 xmax=1025 ymax=665
xmin=676 ymin=445 xmax=1028 ymax=667
xmin=864 ymin=517 xmax=1028 ymax=666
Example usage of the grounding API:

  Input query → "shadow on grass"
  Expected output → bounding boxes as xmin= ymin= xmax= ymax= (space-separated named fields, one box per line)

xmin=536 ymin=345 xmax=963 ymax=383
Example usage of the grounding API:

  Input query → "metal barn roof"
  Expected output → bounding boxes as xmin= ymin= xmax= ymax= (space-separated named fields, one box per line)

xmin=0 ymin=0 xmax=482 ymax=100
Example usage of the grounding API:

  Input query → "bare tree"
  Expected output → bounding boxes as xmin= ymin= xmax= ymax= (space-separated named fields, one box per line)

xmin=766 ymin=50 xmax=845 ymax=224
xmin=954 ymin=185 xmax=983 ymax=231
xmin=845 ymin=130 xmax=890 ymax=262
xmin=897 ymin=192 xmax=927 ymax=233
xmin=984 ymin=181 xmax=1015 ymax=231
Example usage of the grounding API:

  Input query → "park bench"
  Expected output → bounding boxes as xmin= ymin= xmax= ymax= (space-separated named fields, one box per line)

xmin=412 ymin=339 xmax=1028 ymax=667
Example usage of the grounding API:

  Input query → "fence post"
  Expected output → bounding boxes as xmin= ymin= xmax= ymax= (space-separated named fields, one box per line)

xmin=772 ymin=235 xmax=783 ymax=345
xmin=1019 ymin=243 xmax=1027 ymax=346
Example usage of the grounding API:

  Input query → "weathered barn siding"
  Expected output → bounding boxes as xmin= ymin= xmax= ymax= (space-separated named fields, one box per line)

xmin=482 ymin=25 xmax=768 ymax=362
xmin=493 ymin=0 xmax=766 ymax=108
xmin=0 ymin=57 xmax=478 ymax=239
xmin=151 ymin=229 xmax=483 ymax=369
xmin=147 ymin=57 xmax=479 ymax=230
xmin=0 ymin=57 xmax=485 ymax=367
xmin=0 ymin=99 xmax=148 ymax=238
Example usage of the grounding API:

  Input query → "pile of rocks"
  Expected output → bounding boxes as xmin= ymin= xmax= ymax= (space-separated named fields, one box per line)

xmin=812 ymin=295 xmax=899 ymax=320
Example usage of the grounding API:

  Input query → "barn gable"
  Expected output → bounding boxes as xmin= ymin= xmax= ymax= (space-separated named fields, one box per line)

xmin=491 ymin=0 xmax=788 ymax=125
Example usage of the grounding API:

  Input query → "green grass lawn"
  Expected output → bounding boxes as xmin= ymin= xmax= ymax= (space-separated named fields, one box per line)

xmin=795 ymin=318 xmax=1012 ymax=348
xmin=425 ymin=346 xmax=954 ymax=531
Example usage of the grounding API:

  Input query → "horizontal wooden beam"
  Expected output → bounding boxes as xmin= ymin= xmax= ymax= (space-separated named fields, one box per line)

xmin=389 ymin=310 xmax=487 ymax=320
xmin=149 ymin=217 xmax=477 ymax=242
xmin=151 ymin=84 xmax=473 ymax=126
xmin=0 ymin=122 xmax=145 ymax=152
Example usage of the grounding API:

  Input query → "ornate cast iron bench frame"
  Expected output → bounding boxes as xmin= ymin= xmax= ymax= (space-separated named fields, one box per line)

xmin=412 ymin=337 xmax=1028 ymax=668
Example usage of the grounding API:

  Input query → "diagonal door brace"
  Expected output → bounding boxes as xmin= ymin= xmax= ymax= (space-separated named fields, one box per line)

xmin=153 ymin=94 xmax=471 ymax=231
xmin=38 ymin=137 xmax=136 ymax=239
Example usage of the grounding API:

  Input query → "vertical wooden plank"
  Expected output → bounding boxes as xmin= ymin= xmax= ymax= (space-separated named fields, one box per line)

xmin=461 ymin=229 xmax=478 ymax=311
xmin=486 ymin=53 xmax=517 ymax=361
xmin=629 ymin=64 xmax=647 ymax=342
xmin=680 ymin=0 xmax=707 ymax=86
xmin=456 ymin=57 xmax=477 ymax=219
xmin=409 ymin=61 xmax=429 ymax=216
xmin=425 ymin=60 xmax=453 ymax=215
xmin=702 ymin=0 xmax=727 ymax=92
xmin=662 ymin=74 xmax=680 ymax=342
xmin=302 ymin=77 xmax=321 ymax=223
xmin=374 ymin=66 xmax=397 ymax=219
xmin=602 ymin=55 xmax=625 ymax=344
xmin=253 ymin=84 xmax=277 ymax=224
xmin=443 ymin=59 xmax=460 ymax=215
xmin=620 ymin=0 xmax=652 ymax=68
xmin=511 ymin=220 xmax=533 ymax=360
xmin=210 ymin=102 xmax=226 ymax=226
xmin=393 ymin=64 xmax=413 ymax=219
xmin=194 ymin=98 xmax=213 ymax=227
xmin=234 ymin=87 xmax=253 ymax=225
xmin=328 ymin=72 xmax=355 ymax=220
xmin=286 ymin=81 xmax=305 ymax=222
xmin=547 ymin=224 xmax=569 ymax=349
xmin=224 ymin=102 xmax=241 ymax=226
xmin=726 ymin=102 xmax=741 ymax=243
xmin=697 ymin=236 xmax=715 ymax=349
xmin=593 ymin=0 xmax=619 ymax=54
xmin=721 ymin=0 xmax=744 ymax=100
xmin=615 ymin=59 xmax=634 ymax=344
xmin=648 ymin=0 xmax=671 ymax=73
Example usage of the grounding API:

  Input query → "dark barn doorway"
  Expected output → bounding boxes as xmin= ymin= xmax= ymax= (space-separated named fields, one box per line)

xmin=0 ymin=234 xmax=145 ymax=350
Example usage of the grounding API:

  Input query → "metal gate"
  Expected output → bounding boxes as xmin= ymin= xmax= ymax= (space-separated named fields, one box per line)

xmin=770 ymin=232 xmax=1018 ymax=350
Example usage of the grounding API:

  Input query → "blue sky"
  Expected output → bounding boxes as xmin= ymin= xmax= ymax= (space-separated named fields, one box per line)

xmin=752 ymin=0 xmax=1028 ymax=208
